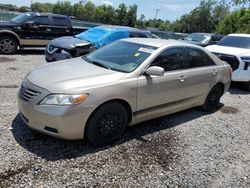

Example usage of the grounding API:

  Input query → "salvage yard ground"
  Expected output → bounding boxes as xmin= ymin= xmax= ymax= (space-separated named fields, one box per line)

xmin=0 ymin=50 xmax=249 ymax=187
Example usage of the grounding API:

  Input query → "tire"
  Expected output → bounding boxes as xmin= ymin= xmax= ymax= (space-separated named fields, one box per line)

xmin=0 ymin=36 xmax=18 ymax=54
xmin=86 ymin=102 xmax=128 ymax=146
xmin=202 ymin=85 xmax=223 ymax=112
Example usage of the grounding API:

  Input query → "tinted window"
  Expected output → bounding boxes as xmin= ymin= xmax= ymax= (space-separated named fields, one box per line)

xmin=32 ymin=16 xmax=49 ymax=25
xmin=187 ymin=48 xmax=215 ymax=68
xmin=129 ymin=32 xmax=147 ymax=38
xmin=11 ymin=13 xmax=32 ymax=23
xmin=151 ymin=48 xmax=184 ymax=71
xmin=53 ymin=17 xmax=67 ymax=26
xmin=217 ymin=36 xmax=250 ymax=49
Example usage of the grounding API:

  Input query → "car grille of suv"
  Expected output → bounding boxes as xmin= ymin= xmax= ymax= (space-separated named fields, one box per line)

xmin=213 ymin=53 xmax=240 ymax=71
xmin=19 ymin=86 xmax=40 ymax=102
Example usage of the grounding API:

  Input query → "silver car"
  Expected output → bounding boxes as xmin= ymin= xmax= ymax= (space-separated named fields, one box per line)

xmin=18 ymin=38 xmax=231 ymax=145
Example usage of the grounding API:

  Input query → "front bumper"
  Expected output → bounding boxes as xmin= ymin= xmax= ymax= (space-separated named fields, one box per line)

xmin=232 ymin=62 xmax=250 ymax=82
xmin=18 ymin=97 xmax=95 ymax=140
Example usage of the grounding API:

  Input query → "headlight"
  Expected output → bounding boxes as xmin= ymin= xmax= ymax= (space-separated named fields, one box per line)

xmin=40 ymin=94 xmax=88 ymax=105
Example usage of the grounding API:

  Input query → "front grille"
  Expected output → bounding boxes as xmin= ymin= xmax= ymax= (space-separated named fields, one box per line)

xmin=19 ymin=86 xmax=40 ymax=102
xmin=213 ymin=53 xmax=240 ymax=71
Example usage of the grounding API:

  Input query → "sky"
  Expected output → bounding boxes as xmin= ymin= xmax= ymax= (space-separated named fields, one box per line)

xmin=0 ymin=0 xmax=202 ymax=21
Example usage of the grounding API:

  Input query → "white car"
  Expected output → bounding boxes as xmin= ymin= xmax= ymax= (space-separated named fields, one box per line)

xmin=206 ymin=34 xmax=250 ymax=90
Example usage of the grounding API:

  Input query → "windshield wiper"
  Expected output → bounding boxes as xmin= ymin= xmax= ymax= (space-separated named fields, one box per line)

xmin=83 ymin=57 xmax=111 ymax=70
xmin=92 ymin=61 xmax=111 ymax=70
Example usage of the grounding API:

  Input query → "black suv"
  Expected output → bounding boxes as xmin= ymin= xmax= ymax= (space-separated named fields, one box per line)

xmin=0 ymin=12 xmax=86 ymax=54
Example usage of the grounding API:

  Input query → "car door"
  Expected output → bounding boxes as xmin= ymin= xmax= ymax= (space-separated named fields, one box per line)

xmin=136 ymin=47 xmax=192 ymax=120
xmin=48 ymin=16 xmax=71 ymax=40
xmin=21 ymin=15 xmax=50 ymax=46
xmin=183 ymin=47 xmax=220 ymax=102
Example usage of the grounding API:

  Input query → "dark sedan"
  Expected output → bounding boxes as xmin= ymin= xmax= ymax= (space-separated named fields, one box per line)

xmin=45 ymin=25 xmax=155 ymax=62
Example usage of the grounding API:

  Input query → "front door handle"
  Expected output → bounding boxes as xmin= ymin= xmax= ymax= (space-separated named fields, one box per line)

xmin=47 ymin=28 xmax=51 ymax=32
xmin=178 ymin=75 xmax=187 ymax=82
xmin=212 ymin=70 xmax=217 ymax=76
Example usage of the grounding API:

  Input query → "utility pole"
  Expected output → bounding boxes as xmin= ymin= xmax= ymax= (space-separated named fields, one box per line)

xmin=155 ymin=9 xmax=160 ymax=19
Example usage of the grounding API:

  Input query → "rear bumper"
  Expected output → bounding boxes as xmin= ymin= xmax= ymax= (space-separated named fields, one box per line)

xmin=18 ymin=97 xmax=95 ymax=140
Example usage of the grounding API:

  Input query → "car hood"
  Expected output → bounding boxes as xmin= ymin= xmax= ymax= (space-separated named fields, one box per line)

xmin=206 ymin=45 xmax=250 ymax=56
xmin=26 ymin=57 xmax=125 ymax=93
xmin=0 ymin=21 xmax=18 ymax=27
xmin=50 ymin=36 xmax=91 ymax=50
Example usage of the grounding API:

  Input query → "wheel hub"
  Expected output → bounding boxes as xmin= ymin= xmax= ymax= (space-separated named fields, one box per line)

xmin=0 ymin=39 xmax=15 ymax=53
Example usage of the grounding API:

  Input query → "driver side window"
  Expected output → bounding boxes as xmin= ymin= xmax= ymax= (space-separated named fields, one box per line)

xmin=150 ymin=48 xmax=185 ymax=71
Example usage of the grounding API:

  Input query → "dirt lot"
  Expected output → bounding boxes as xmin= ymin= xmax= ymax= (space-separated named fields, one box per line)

xmin=0 ymin=50 xmax=249 ymax=188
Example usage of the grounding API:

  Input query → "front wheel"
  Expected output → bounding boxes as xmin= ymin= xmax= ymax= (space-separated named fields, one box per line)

xmin=202 ymin=85 xmax=223 ymax=112
xmin=0 ymin=37 xmax=18 ymax=54
xmin=85 ymin=102 xmax=128 ymax=146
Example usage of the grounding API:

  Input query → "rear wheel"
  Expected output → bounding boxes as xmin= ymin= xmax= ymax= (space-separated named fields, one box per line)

xmin=86 ymin=102 xmax=128 ymax=146
xmin=0 ymin=36 xmax=18 ymax=54
xmin=202 ymin=85 xmax=223 ymax=112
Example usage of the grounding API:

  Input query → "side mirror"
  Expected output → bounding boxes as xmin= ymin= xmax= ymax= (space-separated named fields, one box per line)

xmin=145 ymin=66 xmax=164 ymax=76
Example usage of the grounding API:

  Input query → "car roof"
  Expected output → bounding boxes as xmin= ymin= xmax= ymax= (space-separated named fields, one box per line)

xmin=121 ymin=38 xmax=202 ymax=48
xmin=96 ymin=25 xmax=147 ymax=33
xmin=228 ymin=34 xmax=250 ymax=38
xmin=29 ymin=12 xmax=68 ymax=18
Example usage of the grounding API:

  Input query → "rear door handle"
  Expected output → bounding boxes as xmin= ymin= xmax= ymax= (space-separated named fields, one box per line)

xmin=212 ymin=70 xmax=217 ymax=76
xmin=47 ymin=28 xmax=51 ymax=32
xmin=178 ymin=75 xmax=187 ymax=82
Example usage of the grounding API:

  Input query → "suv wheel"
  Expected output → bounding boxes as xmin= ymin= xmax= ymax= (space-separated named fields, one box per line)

xmin=0 ymin=36 xmax=18 ymax=54
xmin=86 ymin=102 xmax=128 ymax=146
xmin=202 ymin=85 xmax=222 ymax=112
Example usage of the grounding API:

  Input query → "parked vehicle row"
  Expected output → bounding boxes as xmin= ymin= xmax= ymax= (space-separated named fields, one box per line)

xmin=0 ymin=12 xmax=87 ymax=54
xmin=45 ymin=25 xmax=156 ymax=62
xmin=18 ymin=38 xmax=231 ymax=145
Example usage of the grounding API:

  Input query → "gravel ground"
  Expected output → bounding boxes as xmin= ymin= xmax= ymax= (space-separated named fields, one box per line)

xmin=0 ymin=50 xmax=249 ymax=187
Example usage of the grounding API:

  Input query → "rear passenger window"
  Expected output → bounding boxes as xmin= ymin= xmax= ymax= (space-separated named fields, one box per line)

xmin=32 ymin=16 xmax=49 ymax=25
xmin=187 ymin=48 xmax=215 ymax=68
xmin=53 ymin=17 xmax=67 ymax=26
xmin=150 ymin=48 xmax=185 ymax=71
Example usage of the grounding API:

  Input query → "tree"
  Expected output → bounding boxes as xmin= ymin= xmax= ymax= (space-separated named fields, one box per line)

xmin=116 ymin=3 xmax=127 ymax=25
xmin=125 ymin=5 xmax=138 ymax=26
xmin=53 ymin=1 xmax=73 ymax=16
xmin=19 ymin=6 xmax=30 ymax=13
xmin=216 ymin=8 xmax=250 ymax=34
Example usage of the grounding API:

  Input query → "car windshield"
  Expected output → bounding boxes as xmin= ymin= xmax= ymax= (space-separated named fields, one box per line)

xmin=75 ymin=27 xmax=111 ymax=42
xmin=217 ymin=36 xmax=250 ymax=49
xmin=84 ymin=41 xmax=157 ymax=73
xmin=184 ymin=33 xmax=211 ymax=44
xmin=11 ymin=13 xmax=32 ymax=23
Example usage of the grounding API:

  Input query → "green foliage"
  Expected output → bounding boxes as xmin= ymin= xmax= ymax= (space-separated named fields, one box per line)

xmin=53 ymin=1 xmax=73 ymax=16
xmin=31 ymin=3 xmax=54 ymax=12
xmin=19 ymin=6 xmax=30 ymax=13
xmin=2 ymin=0 xmax=248 ymax=34
xmin=171 ymin=0 xmax=230 ymax=33
xmin=216 ymin=8 xmax=250 ymax=34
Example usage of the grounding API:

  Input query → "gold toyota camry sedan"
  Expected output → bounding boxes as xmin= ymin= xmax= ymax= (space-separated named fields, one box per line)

xmin=18 ymin=38 xmax=231 ymax=145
